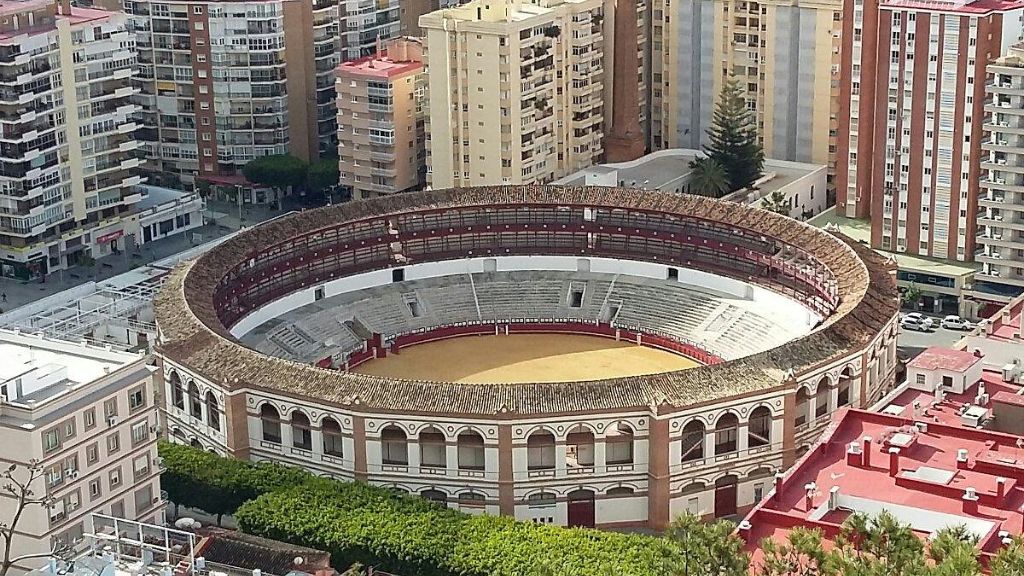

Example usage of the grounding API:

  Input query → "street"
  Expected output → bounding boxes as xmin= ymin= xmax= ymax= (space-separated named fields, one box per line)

xmin=896 ymin=312 xmax=974 ymax=360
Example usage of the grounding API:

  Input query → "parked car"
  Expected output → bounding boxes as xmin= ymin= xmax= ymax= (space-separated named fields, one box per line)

xmin=940 ymin=315 xmax=974 ymax=331
xmin=901 ymin=316 xmax=932 ymax=332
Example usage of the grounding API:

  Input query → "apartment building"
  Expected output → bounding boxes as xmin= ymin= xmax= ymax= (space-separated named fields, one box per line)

xmin=976 ymin=43 xmax=1024 ymax=298
xmin=119 ymin=0 xmax=340 ymax=186
xmin=336 ymin=38 xmax=425 ymax=200
xmin=420 ymin=0 xmax=606 ymax=189
xmin=0 ymin=329 xmax=161 ymax=573
xmin=0 ymin=0 xmax=143 ymax=282
xmin=835 ymin=0 xmax=1024 ymax=261
xmin=652 ymin=0 xmax=842 ymax=166
xmin=339 ymin=0 xmax=400 ymax=61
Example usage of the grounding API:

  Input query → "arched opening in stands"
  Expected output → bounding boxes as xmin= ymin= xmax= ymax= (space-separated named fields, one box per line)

xmin=322 ymin=417 xmax=344 ymax=457
xmin=205 ymin=391 xmax=219 ymax=431
xmin=457 ymin=431 xmax=485 ymax=471
xmin=837 ymin=367 xmax=853 ymax=407
xmin=566 ymin=425 xmax=595 ymax=468
xmin=421 ymin=489 xmax=447 ymax=505
xmin=714 ymin=413 xmax=738 ymax=455
xmin=187 ymin=381 xmax=202 ymax=418
xmin=419 ymin=427 xmax=447 ymax=468
xmin=680 ymin=420 xmax=705 ymax=463
xmin=748 ymin=407 xmax=771 ymax=448
xmin=381 ymin=426 xmax=408 ymax=465
xmin=291 ymin=412 xmax=312 ymax=450
xmin=527 ymin=430 xmax=556 ymax=470
xmin=260 ymin=404 xmax=281 ymax=444
xmin=795 ymin=388 xmax=810 ymax=427
xmin=815 ymin=379 xmax=830 ymax=420
xmin=567 ymin=489 xmax=596 ymax=528
xmin=170 ymin=372 xmax=184 ymax=410
xmin=606 ymin=422 xmax=634 ymax=465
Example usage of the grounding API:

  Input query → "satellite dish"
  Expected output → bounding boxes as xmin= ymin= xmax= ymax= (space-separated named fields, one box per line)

xmin=293 ymin=557 xmax=304 ymax=566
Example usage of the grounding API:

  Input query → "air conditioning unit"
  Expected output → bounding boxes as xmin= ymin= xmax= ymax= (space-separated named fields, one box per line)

xmin=67 ymin=470 xmax=80 ymax=480
xmin=107 ymin=416 xmax=119 ymax=426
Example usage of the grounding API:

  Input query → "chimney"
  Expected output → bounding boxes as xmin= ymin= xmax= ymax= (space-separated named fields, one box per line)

xmin=957 ymin=448 xmax=970 ymax=470
xmin=56 ymin=0 xmax=72 ymax=15
xmin=888 ymin=447 xmax=900 ymax=477
xmin=804 ymin=482 xmax=817 ymax=511
xmin=603 ymin=0 xmax=645 ymax=162
xmin=997 ymin=477 xmax=1007 ymax=500
xmin=863 ymin=436 xmax=873 ymax=468
xmin=828 ymin=486 xmax=840 ymax=510
xmin=975 ymin=349 xmax=985 ymax=358
xmin=963 ymin=487 xmax=979 ymax=515
xmin=847 ymin=441 xmax=862 ymax=466
xmin=773 ymin=471 xmax=785 ymax=504
xmin=737 ymin=520 xmax=752 ymax=542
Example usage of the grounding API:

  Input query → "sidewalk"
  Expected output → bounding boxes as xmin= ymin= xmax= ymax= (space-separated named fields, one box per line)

xmin=0 ymin=200 xmax=287 ymax=312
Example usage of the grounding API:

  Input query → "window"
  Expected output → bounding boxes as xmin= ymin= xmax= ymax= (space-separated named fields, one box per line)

xmin=606 ymin=422 xmax=634 ymax=465
xmin=170 ymin=374 xmax=184 ymax=410
xmin=63 ymin=419 xmax=76 ymax=440
xmin=815 ymin=385 xmax=830 ymax=419
xmin=89 ymin=479 xmax=101 ymax=500
xmin=322 ymin=417 xmax=344 ymax=457
xmin=103 ymin=399 xmax=118 ymax=419
xmin=205 ymin=392 xmax=220 ymax=431
xmin=527 ymin=431 xmax=556 ymax=470
xmin=86 ymin=443 xmax=99 ymax=465
xmin=942 ymin=375 xmax=954 ymax=388
xmin=915 ymin=373 xmax=926 ymax=385
xmin=715 ymin=414 xmax=739 ymax=455
xmin=566 ymin=426 xmax=595 ymax=468
xmin=419 ymin=428 xmax=447 ymax=468
xmin=260 ymin=404 xmax=282 ymax=444
xmin=680 ymin=420 xmax=705 ymax=463
xmin=381 ymin=426 xmax=408 ymax=465
xmin=84 ymin=409 xmax=96 ymax=430
xmin=457 ymin=431 xmax=484 ymax=470
xmin=128 ymin=387 xmax=145 ymax=411
xmin=528 ymin=492 xmax=556 ymax=507
xmin=795 ymin=388 xmax=810 ymax=427
xmin=131 ymin=421 xmax=149 ymax=446
xmin=106 ymin=432 xmax=120 ymax=455
xmin=43 ymin=428 xmax=60 ymax=453
xmin=187 ymin=382 xmax=202 ymax=418
xmin=132 ymin=454 xmax=150 ymax=480
xmin=291 ymin=412 xmax=312 ymax=451
xmin=748 ymin=407 xmax=771 ymax=448
xmin=109 ymin=467 xmax=122 ymax=488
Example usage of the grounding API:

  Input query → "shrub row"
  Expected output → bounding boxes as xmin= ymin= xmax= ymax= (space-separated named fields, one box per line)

xmin=159 ymin=442 xmax=676 ymax=576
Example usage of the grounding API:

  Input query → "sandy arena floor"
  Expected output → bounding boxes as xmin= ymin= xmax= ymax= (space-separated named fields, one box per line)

xmin=352 ymin=333 xmax=700 ymax=383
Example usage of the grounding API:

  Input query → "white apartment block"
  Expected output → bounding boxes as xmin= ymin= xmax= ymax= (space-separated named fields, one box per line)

xmin=122 ymin=0 xmax=340 ymax=186
xmin=340 ymin=0 xmax=401 ymax=61
xmin=420 ymin=0 xmax=606 ymax=188
xmin=0 ymin=0 xmax=143 ymax=282
xmin=0 ymin=329 xmax=162 ymax=574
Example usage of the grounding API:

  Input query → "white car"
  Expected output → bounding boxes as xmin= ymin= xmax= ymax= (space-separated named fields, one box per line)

xmin=940 ymin=315 xmax=974 ymax=331
xmin=901 ymin=316 xmax=932 ymax=332
xmin=902 ymin=313 xmax=934 ymax=327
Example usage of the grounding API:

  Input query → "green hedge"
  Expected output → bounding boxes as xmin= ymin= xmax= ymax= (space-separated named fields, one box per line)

xmin=159 ymin=442 xmax=677 ymax=576
xmin=234 ymin=478 xmax=671 ymax=576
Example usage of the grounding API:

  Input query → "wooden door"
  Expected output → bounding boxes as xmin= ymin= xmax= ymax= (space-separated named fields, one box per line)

xmin=714 ymin=475 xmax=738 ymax=518
xmin=567 ymin=489 xmax=595 ymax=528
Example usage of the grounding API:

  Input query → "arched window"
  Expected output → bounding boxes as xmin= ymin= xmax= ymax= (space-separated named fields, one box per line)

xmin=715 ymin=413 xmax=738 ymax=455
xmin=205 ymin=391 xmax=220 ymax=431
xmin=419 ymin=427 xmax=447 ymax=468
xmin=170 ymin=372 xmax=184 ymax=410
xmin=527 ymin=492 xmax=556 ymax=508
xmin=458 ymin=491 xmax=486 ymax=507
xmin=527 ymin=430 xmax=555 ymax=470
xmin=381 ymin=426 xmax=408 ymax=465
xmin=421 ymin=489 xmax=447 ymax=504
xmin=795 ymin=388 xmax=810 ymax=427
xmin=566 ymin=425 xmax=595 ymax=468
xmin=837 ymin=368 xmax=853 ymax=407
xmin=815 ymin=383 xmax=830 ymax=419
xmin=681 ymin=420 xmax=705 ymax=463
xmin=322 ymin=417 xmax=344 ymax=457
xmin=190 ymin=438 xmax=202 ymax=449
xmin=291 ymin=412 xmax=312 ymax=450
xmin=187 ymin=381 xmax=202 ymax=418
xmin=607 ymin=486 xmax=635 ymax=497
xmin=260 ymin=404 xmax=281 ymax=444
xmin=606 ymin=422 xmax=634 ymax=465
xmin=748 ymin=407 xmax=771 ymax=448
xmin=457 ymin=431 xmax=485 ymax=471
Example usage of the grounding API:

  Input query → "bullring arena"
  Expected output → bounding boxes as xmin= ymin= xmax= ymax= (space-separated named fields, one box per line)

xmin=155 ymin=185 xmax=901 ymax=529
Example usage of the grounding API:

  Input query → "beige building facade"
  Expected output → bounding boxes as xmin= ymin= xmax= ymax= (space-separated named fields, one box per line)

xmin=0 ymin=329 xmax=161 ymax=574
xmin=420 ymin=0 xmax=606 ymax=188
xmin=652 ymin=0 xmax=841 ymax=167
xmin=0 ymin=0 xmax=143 ymax=281
xmin=336 ymin=38 xmax=425 ymax=200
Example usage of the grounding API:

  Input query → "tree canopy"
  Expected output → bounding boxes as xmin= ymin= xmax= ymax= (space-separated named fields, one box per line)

xmin=688 ymin=157 xmax=731 ymax=198
xmin=307 ymin=158 xmax=340 ymax=195
xmin=703 ymin=78 xmax=764 ymax=192
xmin=760 ymin=189 xmax=790 ymax=216
xmin=242 ymin=154 xmax=309 ymax=191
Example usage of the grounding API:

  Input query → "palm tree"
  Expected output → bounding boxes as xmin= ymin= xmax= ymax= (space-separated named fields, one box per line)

xmin=688 ymin=157 xmax=730 ymax=198
xmin=760 ymin=189 xmax=790 ymax=216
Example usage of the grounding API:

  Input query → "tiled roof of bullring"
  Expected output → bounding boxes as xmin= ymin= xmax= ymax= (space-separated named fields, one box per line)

xmin=154 ymin=186 xmax=900 ymax=415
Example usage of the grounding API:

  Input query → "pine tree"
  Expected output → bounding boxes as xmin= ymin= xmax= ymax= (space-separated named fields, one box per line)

xmin=704 ymin=78 xmax=764 ymax=192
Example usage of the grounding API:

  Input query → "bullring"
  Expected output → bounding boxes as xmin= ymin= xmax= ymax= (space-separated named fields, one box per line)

xmin=154 ymin=185 xmax=901 ymax=529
